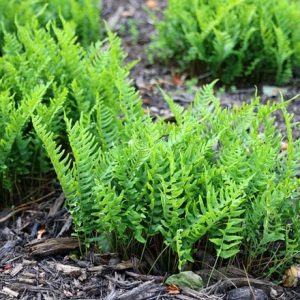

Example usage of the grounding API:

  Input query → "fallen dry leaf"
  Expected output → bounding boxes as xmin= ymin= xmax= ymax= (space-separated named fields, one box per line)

xmin=142 ymin=97 xmax=151 ymax=105
xmin=166 ymin=284 xmax=181 ymax=295
xmin=37 ymin=224 xmax=46 ymax=239
xmin=172 ymin=74 xmax=184 ymax=86
xmin=146 ymin=0 xmax=157 ymax=9
xmin=3 ymin=264 xmax=12 ymax=271
xmin=282 ymin=265 xmax=300 ymax=287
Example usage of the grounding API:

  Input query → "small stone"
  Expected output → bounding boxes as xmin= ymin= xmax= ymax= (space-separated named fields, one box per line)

xmin=281 ymin=141 xmax=288 ymax=151
xmin=227 ymin=287 xmax=267 ymax=300
xmin=262 ymin=85 xmax=288 ymax=98
xmin=149 ymin=106 xmax=159 ymax=114
xmin=165 ymin=271 xmax=203 ymax=290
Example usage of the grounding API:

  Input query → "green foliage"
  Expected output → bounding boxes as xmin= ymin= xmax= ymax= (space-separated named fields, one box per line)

xmin=0 ymin=85 xmax=47 ymax=189
xmin=34 ymin=81 xmax=300 ymax=276
xmin=0 ymin=0 xmax=102 ymax=196
xmin=32 ymin=65 xmax=142 ymax=240
xmin=0 ymin=0 xmax=101 ymax=49
xmin=151 ymin=0 xmax=300 ymax=84
xmin=0 ymin=20 xmax=139 ymax=197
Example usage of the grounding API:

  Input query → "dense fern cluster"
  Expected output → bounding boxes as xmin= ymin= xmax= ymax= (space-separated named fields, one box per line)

xmin=0 ymin=0 xmax=100 ymax=49
xmin=151 ymin=0 xmax=300 ymax=84
xmin=34 ymin=82 xmax=300 ymax=276
xmin=0 ymin=0 xmax=102 ymax=195
xmin=0 ymin=19 xmax=138 ymax=196
xmin=1 ymin=0 xmax=299 ymax=280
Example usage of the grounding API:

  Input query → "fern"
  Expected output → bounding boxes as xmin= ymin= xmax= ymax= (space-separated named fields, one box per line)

xmin=0 ymin=18 xmax=141 ymax=200
xmin=31 ymin=115 xmax=75 ymax=201
xmin=36 ymin=81 xmax=300 ymax=277
xmin=32 ymin=114 xmax=98 ymax=238
xmin=0 ymin=85 xmax=46 ymax=189
xmin=0 ymin=0 xmax=101 ymax=50
xmin=152 ymin=0 xmax=300 ymax=84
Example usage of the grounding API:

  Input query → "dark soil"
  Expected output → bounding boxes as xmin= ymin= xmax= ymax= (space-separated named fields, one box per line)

xmin=1 ymin=0 xmax=300 ymax=299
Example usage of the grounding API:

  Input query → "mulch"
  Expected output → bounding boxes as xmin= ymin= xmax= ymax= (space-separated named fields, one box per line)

xmin=0 ymin=190 xmax=223 ymax=299
xmin=2 ymin=191 xmax=298 ymax=299
xmin=1 ymin=0 xmax=300 ymax=299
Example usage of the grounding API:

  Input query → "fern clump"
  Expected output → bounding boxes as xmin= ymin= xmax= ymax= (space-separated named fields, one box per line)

xmin=0 ymin=86 xmax=47 ymax=191
xmin=0 ymin=21 xmax=140 ymax=198
xmin=0 ymin=0 xmax=100 ymax=49
xmin=151 ymin=0 xmax=300 ymax=84
xmin=34 ymin=82 xmax=300 ymax=277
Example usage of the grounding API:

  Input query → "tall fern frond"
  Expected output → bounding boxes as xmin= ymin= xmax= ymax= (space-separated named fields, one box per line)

xmin=0 ymin=85 xmax=46 ymax=183
xmin=32 ymin=114 xmax=75 ymax=201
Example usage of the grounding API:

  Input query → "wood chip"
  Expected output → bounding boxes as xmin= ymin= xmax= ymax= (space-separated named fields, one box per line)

xmin=114 ymin=260 xmax=134 ymax=271
xmin=26 ymin=237 xmax=79 ymax=257
xmin=118 ymin=280 xmax=158 ymax=299
xmin=78 ymin=270 xmax=87 ymax=281
xmin=22 ymin=259 xmax=37 ymax=265
xmin=87 ymin=265 xmax=104 ymax=273
xmin=56 ymin=263 xmax=82 ymax=276
xmin=22 ymin=272 xmax=36 ymax=278
xmin=125 ymin=271 xmax=164 ymax=283
xmin=43 ymin=296 xmax=55 ymax=300
xmin=0 ymin=240 xmax=20 ymax=259
xmin=10 ymin=263 xmax=23 ymax=276
xmin=18 ymin=277 xmax=36 ymax=285
xmin=48 ymin=193 xmax=65 ymax=217
xmin=56 ymin=216 xmax=72 ymax=237
xmin=87 ymin=261 xmax=136 ymax=273
xmin=182 ymin=287 xmax=224 ymax=300
xmin=2 ymin=287 xmax=19 ymax=298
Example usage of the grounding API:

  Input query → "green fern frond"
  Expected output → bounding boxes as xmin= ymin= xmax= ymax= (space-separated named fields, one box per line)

xmin=0 ymin=0 xmax=101 ymax=51
xmin=0 ymin=85 xmax=46 ymax=168
xmin=153 ymin=0 xmax=300 ymax=84
xmin=32 ymin=114 xmax=75 ymax=200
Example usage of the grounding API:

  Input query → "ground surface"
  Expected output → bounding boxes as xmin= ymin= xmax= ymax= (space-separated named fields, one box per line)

xmin=1 ymin=0 xmax=300 ymax=299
